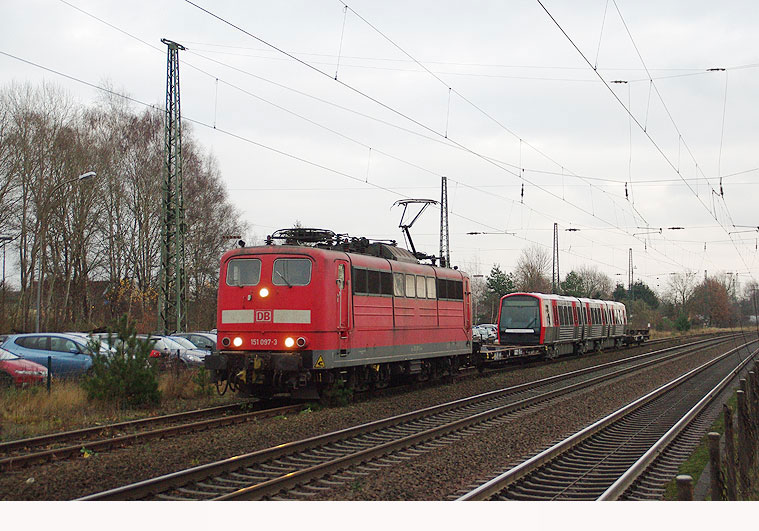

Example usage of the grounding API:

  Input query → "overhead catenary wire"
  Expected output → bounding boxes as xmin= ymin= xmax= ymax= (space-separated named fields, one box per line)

xmin=0 ymin=47 xmax=661 ymax=275
xmin=181 ymin=0 xmax=662 ymax=249
xmin=52 ymin=0 xmax=684 ymax=270
xmin=35 ymin=1 xmax=744 ymax=278
xmin=535 ymin=0 xmax=756 ymax=285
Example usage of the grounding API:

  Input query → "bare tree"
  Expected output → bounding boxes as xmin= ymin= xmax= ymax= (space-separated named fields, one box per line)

xmin=0 ymin=82 xmax=248 ymax=332
xmin=513 ymin=244 xmax=551 ymax=293
xmin=576 ymin=265 xmax=613 ymax=299
xmin=666 ymin=271 xmax=696 ymax=310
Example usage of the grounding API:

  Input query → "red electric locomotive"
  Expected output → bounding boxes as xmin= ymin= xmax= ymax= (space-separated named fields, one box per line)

xmin=206 ymin=229 xmax=473 ymax=398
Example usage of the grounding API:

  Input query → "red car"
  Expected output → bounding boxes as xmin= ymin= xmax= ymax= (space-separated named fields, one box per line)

xmin=0 ymin=347 xmax=48 ymax=387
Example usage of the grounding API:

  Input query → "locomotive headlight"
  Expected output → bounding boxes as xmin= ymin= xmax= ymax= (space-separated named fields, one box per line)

xmin=233 ymin=336 xmax=243 ymax=347
xmin=296 ymin=337 xmax=307 ymax=348
xmin=284 ymin=337 xmax=295 ymax=348
xmin=259 ymin=287 xmax=270 ymax=298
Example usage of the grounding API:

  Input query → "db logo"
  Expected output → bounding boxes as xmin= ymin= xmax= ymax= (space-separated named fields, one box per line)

xmin=255 ymin=310 xmax=272 ymax=322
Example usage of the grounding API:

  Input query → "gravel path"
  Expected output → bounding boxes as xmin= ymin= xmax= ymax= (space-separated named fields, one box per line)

xmin=0 ymin=336 xmax=736 ymax=500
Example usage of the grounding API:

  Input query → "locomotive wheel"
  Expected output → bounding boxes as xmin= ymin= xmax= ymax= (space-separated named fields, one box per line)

xmin=373 ymin=364 xmax=390 ymax=389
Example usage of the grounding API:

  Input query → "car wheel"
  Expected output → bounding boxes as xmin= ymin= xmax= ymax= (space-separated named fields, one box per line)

xmin=0 ymin=371 xmax=14 ymax=388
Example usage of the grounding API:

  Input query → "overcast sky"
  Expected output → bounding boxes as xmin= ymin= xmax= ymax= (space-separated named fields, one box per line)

xmin=3 ymin=0 xmax=759 ymax=293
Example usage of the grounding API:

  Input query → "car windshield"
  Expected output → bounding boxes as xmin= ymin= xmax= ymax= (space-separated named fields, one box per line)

xmin=170 ymin=336 xmax=197 ymax=349
xmin=157 ymin=337 xmax=184 ymax=350
xmin=500 ymin=296 xmax=540 ymax=330
xmin=0 ymin=348 xmax=19 ymax=361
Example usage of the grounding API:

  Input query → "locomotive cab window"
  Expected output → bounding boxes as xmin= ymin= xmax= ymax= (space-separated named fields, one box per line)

xmin=272 ymin=258 xmax=311 ymax=286
xmin=226 ymin=258 xmax=262 ymax=287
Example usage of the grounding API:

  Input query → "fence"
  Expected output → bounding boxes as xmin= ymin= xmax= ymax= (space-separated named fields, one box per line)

xmin=677 ymin=360 xmax=759 ymax=500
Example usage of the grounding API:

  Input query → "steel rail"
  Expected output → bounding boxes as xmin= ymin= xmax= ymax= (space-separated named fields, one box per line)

xmin=79 ymin=334 xmax=739 ymax=501
xmin=597 ymin=346 xmax=759 ymax=500
xmin=0 ymin=404 xmax=301 ymax=471
xmin=0 ymin=402 xmax=258 ymax=454
xmin=456 ymin=340 xmax=757 ymax=501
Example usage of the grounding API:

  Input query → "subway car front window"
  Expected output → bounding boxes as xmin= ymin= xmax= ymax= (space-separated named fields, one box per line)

xmin=500 ymin=296 xmax=540 ymax=330
xmin=226 ymin=258 xmax=262 ymax=286
xmin=272 ymin=258 xmax=312 ymax=286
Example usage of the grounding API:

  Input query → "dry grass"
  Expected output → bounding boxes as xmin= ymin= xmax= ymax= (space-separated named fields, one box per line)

xmin=650 ymin=327 xmax=745 ymax=340
xmin=0 ymin=369 xmax=236 ymax=442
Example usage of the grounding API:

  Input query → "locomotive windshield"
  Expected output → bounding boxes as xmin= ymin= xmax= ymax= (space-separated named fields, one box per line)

xmin=500 ymin=296 xmax=540 ymax=330
xmin=226 ymin=258 xmax=261 ymax=286
xmin=272 ymin=258 xmax=312 ymax=286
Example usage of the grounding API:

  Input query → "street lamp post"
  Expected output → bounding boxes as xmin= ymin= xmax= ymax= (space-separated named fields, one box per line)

xmin=0 ymin=234 xmax=14 ymax=331
xmin=35 ymin=171 xmax=97 ymax=332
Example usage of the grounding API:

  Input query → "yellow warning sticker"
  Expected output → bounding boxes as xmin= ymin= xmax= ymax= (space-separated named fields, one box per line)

xmin=314 ymin=355 xmax=325 ymax=369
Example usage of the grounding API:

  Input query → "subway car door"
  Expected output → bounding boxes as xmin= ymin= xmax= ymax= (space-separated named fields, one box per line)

xmin=336 ymin=260 xmax=351 ymax=352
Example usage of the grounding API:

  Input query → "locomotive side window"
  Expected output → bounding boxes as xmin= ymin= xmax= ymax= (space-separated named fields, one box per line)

xmin=352 ymin=267 xmax=394 ymax=296
xmin=367 ymin=270 xmax=381 ymax=294
xmin=272 ymin=258 xmax=311 ymax=286
xmin=436 ymin=278 xmax=448 ymax=299
xmin=452 ymin=280 xmax=464 ymax=300
xmin=405 ymin=274 xmax=416 ymax=298
xmin=352 ymin=267 xmax=368 ymax=294
xmin=226 ymin=258 xmax=261 ymax=287
xmin=380 ymin=272 xmax=394 ymax=295
xmin=436 ymin=278 xmax=464 ymax=300
xmin=426 ymin=277 xmax=436 ymax=299
xmin=393 ymin=273 xmax=405 ymax=297
xmin=416 ymin=276 xmax=427 ymax=298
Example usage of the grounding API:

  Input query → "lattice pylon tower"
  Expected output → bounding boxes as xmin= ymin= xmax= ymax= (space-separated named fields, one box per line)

xmin=552 ymin=223 xmax=560 ymax=294
xmin=159 ymin=38 xmax=187 ymax=334
xmin=439 ymin=176 xmax=450 ymax=268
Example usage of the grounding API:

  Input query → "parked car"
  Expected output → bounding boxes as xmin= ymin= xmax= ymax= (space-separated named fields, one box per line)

xmin=0 ymin=333 xmax=105 ymax=377
xmin=477 ymin=324 xmax=497 ymax=343
xmin=0 ymin=346 xmax=47 ymax=387
xmin=171 ymin=332 xmax=217 ymax=352
xmin=138 ymin=335 xmax=209 ymax=368
xmin=472 ymin=326 xmax=486 ymax=343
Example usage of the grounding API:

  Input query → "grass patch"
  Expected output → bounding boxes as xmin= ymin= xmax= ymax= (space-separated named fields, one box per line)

xmin=0 ymin=369 xmax=239 ymax=442
xmin=663 ymin=393 xmax=737 ymax=500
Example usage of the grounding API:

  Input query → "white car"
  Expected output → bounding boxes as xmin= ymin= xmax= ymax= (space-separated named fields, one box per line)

xmin=476 ymin=324 xmax=497 ymax=343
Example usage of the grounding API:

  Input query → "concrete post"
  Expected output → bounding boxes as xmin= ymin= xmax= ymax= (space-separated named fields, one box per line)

xmin=723 ymin=403 xmax=737 ymax=501
xmin=707 ymin=432 xmax=723 ymax=500
xmin=676 ymin=475 xmax=693 ymax=501
xmin=736 ymin=390 xmax=750 ymax=497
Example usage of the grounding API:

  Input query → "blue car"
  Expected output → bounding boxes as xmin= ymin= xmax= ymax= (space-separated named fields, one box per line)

xmin=0 ymin=333 xmax=100 ymax=377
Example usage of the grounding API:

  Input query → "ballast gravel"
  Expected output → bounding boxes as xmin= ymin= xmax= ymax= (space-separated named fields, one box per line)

xmin=0 ymin=334 xmax=737 ymax=500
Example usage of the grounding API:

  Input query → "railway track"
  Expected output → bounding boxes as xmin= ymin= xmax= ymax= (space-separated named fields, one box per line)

xmin=457 ymin=341 xmax=758 ymax=500
xmin=0 ymin=401 xmax=302 ymax=471
xmin=0 ymin=333 xmax=723 ymax=473
xmin=79 ymin=334 xmax=745 ymax=500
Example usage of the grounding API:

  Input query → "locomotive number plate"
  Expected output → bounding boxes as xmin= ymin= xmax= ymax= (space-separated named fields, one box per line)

xmin=250 ymin=338 xmax=278 ymax=346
